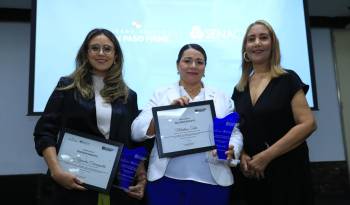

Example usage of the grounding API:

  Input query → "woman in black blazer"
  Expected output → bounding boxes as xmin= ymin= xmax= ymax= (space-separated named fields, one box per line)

xmin=34 ymin=28 xmax=146 ymax=205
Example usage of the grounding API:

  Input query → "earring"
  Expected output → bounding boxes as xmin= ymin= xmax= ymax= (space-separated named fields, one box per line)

xmin=243 ymin=51 xmax=251 ymax=62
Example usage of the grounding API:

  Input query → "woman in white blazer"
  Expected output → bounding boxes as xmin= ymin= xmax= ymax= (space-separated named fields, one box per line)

xmin=132 ymin=44 xmax=243 ymax=205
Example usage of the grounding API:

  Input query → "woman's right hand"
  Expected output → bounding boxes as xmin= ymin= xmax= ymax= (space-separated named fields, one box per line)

xmin=146 ymin=96 xmax=190 ymax=136
xmin=51 ymin=168 xmax=86 ymax=190
xmin=43 ymin=147 xmax=86 ymax=191
xmin=240 ymin=151 xmax=254 ymax=178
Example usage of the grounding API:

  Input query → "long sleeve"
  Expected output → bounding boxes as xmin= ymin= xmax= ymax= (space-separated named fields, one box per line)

xmin=33 ymin=78 xmax=68 ymax=156
xmin=213 ymin=88 xmax=243 ymax=165
xmin=230 ymin=124 xmax=243 ymax=161
xmin=131 ymin=87 xmax=165 ymax=142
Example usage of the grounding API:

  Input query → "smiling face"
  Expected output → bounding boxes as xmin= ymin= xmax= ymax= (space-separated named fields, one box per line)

xmin=177 ymin=48 xmax=206 ymax=86
xmin=245 ymin=24 xmax=272 ymax=67
xmin=87 ymin=34 xmax=116 ymax=76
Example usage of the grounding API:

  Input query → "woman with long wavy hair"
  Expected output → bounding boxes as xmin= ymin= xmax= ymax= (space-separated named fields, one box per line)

xmin=34 ymin=28 xmax=146 ymax=205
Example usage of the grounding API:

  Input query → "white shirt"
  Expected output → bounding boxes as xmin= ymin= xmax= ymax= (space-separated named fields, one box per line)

xmin=131 ymin=82 xmax=243 ymax=186
xmin=92 ymin=75 xmax=112 ymax=139
xmin=165 ymin=86 xmax=216 ymax=185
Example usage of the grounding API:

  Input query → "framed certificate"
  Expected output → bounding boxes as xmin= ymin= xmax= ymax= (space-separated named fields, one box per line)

xmin=57 ymin=129 xmax=123 ymax=193
xmin=152 ymin=100 xmax=216 ymax=158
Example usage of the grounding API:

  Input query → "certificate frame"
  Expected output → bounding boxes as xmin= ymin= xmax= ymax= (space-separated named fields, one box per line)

xmin=56 ymin=128 xmax=123 ymax=193
xmin=152 ymin=100 xmax=216 ymax=158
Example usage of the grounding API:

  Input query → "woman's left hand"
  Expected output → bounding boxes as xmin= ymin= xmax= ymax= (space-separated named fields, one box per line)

xmin=171 ymin=96 xmax=190 ymax=106
xmin=225 ymin=145 xmax=235 ymax=160
xmin=211 ymin=145 xmax=235 ymax=163
xmin=127 ymin=162 xmax=147 ymax=200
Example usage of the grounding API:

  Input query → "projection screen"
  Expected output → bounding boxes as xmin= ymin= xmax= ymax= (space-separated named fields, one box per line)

xmin=29 ymin=0 xmax=317 ymax=114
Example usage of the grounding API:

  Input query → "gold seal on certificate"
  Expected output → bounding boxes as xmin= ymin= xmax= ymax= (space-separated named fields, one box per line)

xmin=57 ymin=129 xmax=123 ymax=193
xmin=152 ymin=100 xmax=216 ymax=158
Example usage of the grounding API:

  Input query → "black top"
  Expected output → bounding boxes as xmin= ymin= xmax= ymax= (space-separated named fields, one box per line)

xmin=34 ymin=77 xmax=139 ymax=155
xmin=232 ymin=69 xmax=309 ymax=156
xmin=232 ymin=69 xmax=314 ymax=205
xmin=34 ymin=77 xmax=141 ymax=205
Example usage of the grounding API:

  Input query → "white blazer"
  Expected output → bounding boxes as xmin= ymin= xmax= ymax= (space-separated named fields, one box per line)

xmin=131 ymin=83 xmax=243 ymax=186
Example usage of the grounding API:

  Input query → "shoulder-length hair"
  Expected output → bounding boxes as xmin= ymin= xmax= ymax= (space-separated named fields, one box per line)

xmin=236 ymin=20 xmax=286 ymax=91
xmin=59 ymin=28 xmax=128 ymax=103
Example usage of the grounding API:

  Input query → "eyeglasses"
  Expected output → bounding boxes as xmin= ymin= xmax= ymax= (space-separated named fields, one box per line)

xmin=88 ymin=44 xmax=114 ymax=55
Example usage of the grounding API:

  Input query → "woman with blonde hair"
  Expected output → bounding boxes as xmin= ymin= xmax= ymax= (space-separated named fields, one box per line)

xmin=232 ymin=20 xmax=317 ymax=205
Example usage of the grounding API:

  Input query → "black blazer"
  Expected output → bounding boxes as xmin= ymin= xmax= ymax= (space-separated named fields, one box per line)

xmin=34 ymin=77 xmax=139 ymax=156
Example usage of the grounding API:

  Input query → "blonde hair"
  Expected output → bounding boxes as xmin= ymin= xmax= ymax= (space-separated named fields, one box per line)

xmin=58 ymin=28 xmax=128 ymax=103
xmin=236 ymin=20 xmax=286 ymax=91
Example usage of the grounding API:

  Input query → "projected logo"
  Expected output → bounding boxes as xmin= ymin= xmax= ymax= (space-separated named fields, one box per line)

xmin=189 ymin=25 xmax=241 ymax=41
xmin=132 ymin=21 xmax=142 ymax=29
xmin=114 ymin=22 xmax=241 ymax=44
xmin=114 ymin=21 xmax=170 ymax=43
xmin=190 ymin=26 xmax=205 ymax=40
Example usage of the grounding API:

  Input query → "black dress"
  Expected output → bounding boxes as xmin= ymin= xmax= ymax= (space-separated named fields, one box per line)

xmin=232 ymin=70 xmax=314 ymax=205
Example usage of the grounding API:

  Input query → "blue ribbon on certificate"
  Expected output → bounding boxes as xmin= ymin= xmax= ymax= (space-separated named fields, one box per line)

xmin=116 ymin=146 xmax=147 ymax=191
xmin=214 ymin=112 xmax=240 ymax=160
